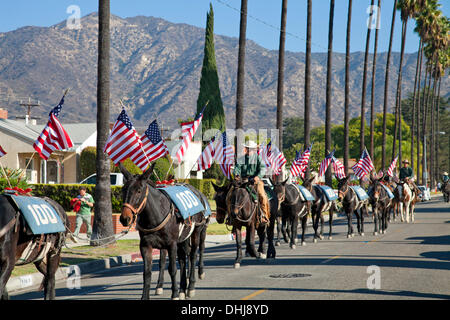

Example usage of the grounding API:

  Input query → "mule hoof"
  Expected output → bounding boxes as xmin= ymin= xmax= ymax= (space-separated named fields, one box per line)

xmin=360 ymin=232 xmax=365 ymax=237
xmin=234 ymin=263 xmax=240 ymax=269
xmin=258 ymin=253 xmax=267 ymax=259
xmin=373 ymin=232 xmax=378 ymax=236
xmin=275 ymin=241 xmax=281 ymax=246
xmin=347 ymin=234 xmax=352 ymax=239
xmin=328 ymin=236 xmax=333 ymax=240
xmin=313 ymin=238 xmax=318 ymax=243
xmin=301 ymin=241 xmax=307 ymax=246
xmin=199 ymin=273 xmax=206 ymax=280
xmin=188 ymin=290 xmax=196 ymax=298
xmin=294 ymin=239 xmax=299 ymax=245
xmin=172 ymin=297 xmax=180 ymax=301
xmin=155 ymin=288 xmax=164 ymax=295
xmin=179 ymin=292 xmax=186 ymax=300
xmin=290 ymin=244 xmax=296 ymax=250
xmin=319 ymin=235 xmax=324 ymax=240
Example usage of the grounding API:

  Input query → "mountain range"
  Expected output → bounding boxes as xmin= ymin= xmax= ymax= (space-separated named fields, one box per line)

xmin=0 ymin=12 xmax=448 ymax=133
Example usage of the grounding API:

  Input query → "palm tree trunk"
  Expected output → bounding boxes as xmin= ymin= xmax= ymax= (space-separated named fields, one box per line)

xmin=92 ymin=0 xmax=115 ymax=246
xmin=435 ymin=77 xmax=442 ymax=182
xmin=344 ymin=0 xmax=353 ymax=177
xmin=360 ymin=0 xmax=374 ymax=155
xmin=277 ymin=0 xmax=288 ymax=155
xmin=397 ymin=19 xmax=407 ymax=167
xmin=416 ymin=42 xmax=424 ymax=181
xmin=304 ymin=0 xmax=312 ymax=179
xmin=325 ymin=0 xmax=335 ymax=187
xmin=422 ymin=64 xmax=432 ymax=185
xmin=369 ymin=0 xmax=380 ymax=159
xmin=235 ymin=0 xmax=247 ymax=140
xmin=382 ymin=0 xmax=397 ymax=171
xmin=429 ymin=74 xmax=437 ymax=189
xmin=410 ymin=39 xmax=421 ymax=174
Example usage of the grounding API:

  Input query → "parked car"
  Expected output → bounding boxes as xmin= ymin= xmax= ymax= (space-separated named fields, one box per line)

xmin=417 ymin=185 xmax=431 ymax=201
xmin=79 ymin=173 xmax=125 ymax=186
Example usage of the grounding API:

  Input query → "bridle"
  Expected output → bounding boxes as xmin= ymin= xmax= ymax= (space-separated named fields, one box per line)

xmin=123 ymin=185 xmax=149 ymax=220
xmin=338 ymin=183 xmax=350 ymax=200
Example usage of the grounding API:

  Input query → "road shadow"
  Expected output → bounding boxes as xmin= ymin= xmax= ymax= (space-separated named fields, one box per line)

xmin=406 ymin=235 xmax=450 ymax=245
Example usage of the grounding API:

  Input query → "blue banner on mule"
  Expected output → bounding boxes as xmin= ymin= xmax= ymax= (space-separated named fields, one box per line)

xmin=158 ymin=185 xmax=211 ymax=220
xmin=294 ymin=184 xmax=315 ymax=201
xmin=381 ymin=184 xmax=395 ymax=199
xmin=350 ymin=186 xmax=369 ymax=201
xmin=314 ymin=185 xmax=338 ymax=201
xmin=9 ymin=195 xmax=65 ymax=234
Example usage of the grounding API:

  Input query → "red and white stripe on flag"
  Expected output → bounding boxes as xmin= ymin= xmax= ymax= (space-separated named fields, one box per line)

xmin=0 ymin=145 xmax=6 ymax=158
xmin=214 ymin=133 xmax=235 ymax=178
xmin=318 ymin=152 xmax=334 ymax=178
xmin=197 ymin=138 xmax=216 ymax=171
xmin=352 ymin=149 xmax=375 ymax=179
xmin=33 ymin=113 xmax=74 ymax=160
xmin=387 ymin=156 xmax=398 ymax=177
xmin=175 ymin=114 xmax=203 ymax=163
xmin=104 ymin=110 xmax=146 ymax=167
xmin=332 ymin=157 xmax=346 ymax=179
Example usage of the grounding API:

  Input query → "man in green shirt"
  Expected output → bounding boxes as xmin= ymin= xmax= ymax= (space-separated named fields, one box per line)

xmin=398 ymin=159 xmax=420 ymax=195
xmin=233 ymin=140 xmax=270 ymax=226
xmin=73 ymin=186 xmax=94 ymax=241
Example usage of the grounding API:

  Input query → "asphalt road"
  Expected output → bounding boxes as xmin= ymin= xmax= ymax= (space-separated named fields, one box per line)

xmin=11 ymin=197 xmax=450 ymax=301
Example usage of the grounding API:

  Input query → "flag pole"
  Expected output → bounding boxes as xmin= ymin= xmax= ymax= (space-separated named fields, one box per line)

xmin=0 ymin=162 xmax=12 ymax=188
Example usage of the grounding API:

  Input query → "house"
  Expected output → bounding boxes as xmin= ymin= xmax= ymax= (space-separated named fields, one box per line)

xmin=0 ymin=109 xmax=96 ymax=184
xmin=165 ymin=140 xmax=202 ymax=180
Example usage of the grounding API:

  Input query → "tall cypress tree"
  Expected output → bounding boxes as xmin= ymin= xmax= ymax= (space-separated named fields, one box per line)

xmin=197 ymin=3 xmax=226 ymax=136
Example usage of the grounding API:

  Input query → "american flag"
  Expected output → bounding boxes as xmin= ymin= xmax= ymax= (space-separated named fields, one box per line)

xmin=332 ymin=156 xmax=346 ymax=179
xmin=131 ymin=119 xmax=169 ymax=171
xmin=0 ymin=145 xmax=6 ymax=158
xmin=214 ymin=132 xmax=235 ymax=179
xmin=352 ymin=148 xmax=375 ymax=179
xmin=386 ymin=155 xmax=398 ymax=177
xmin=260 ymin=141 xmax=286 ymax=176
xmin=290 ymin=144 xmax=312 ymax=179
xmin=197 ymin=136 xmax=216 ymax=171
xmin=104 ymin=109 xmax=146 ymax=167
xmin=33 ymin=96 xmax=74 ymax=160
xmin=175 ymin=104 xmax=206 ymax=163
xmin=318 ymin=150 xmax=335 ymax=178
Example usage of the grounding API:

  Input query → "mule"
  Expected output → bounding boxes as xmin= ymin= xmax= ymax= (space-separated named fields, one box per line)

xmin=302 ymin=178 xmax=335 ymax=242
xmin=368 ymin=177 xmax=392 ymax=235
xmin=119 ymin=163 xmax=209 ymax=300
xmin=441 ymin=181 xmax=450 ymax=202
xmin=212 ymin=180 xmax=277 ymax=268
xmin=337 ymin=177 xmax=370 ymax=238
xmin=395 ymin=181 xmax=415 ymax=223
xmin=0 ymin=195 xmax=68 ymax=300
xmin=272 ymin=179 xmax=310 ymax=248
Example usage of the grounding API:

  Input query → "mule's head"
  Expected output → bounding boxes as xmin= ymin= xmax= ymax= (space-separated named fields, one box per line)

xmin=271 ymin=177 xmax=288 ymax=205
xmin=212 ymin=182 xmax=230 ymax=224
xmin=337 ymin=177 xmax=350 ymax=201
xmin=369 ymin=176 xmax=383 ymax=204
xmin=119 ymin=162 xmax=155 ymax=227
xmin=229 ymin=185 xmax=250 ymax=216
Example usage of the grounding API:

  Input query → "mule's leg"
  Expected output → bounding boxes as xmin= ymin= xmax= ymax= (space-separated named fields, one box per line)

xmin=290 ymin=214 xmax=299 ymax=249
xmin=359 ymin=208 xmax=365 ymax=236
xmin=300 ymin=215 xmax=307 ymax=246
xmin=346 ymin=209 xmax=354 ymax=238
xmin=399 ymin=202 xmax=404 ymax=222
xmin=245 ymin=223 xmax=258 ymax=258
xmin=234 ymin=227 xmax=243 ymax=268
xmin=312 ymin=210 xmax=320 ymax=243
xmin=36 ymin=249 xmax=61 ymax=300
xmin=0 ymin=259 xmax=14 ymax=300
xmin=319 ymin=212 xmax=325 ymax=240
xmin=275 ymin=215 xmax=282 ymax=246
xmin=328 ymin=206 xmax=334 ymax=240
xmin=177 ymin=242 xmax=188 ymax=300
xmin=187 ymin=230 xmax=200 ymax=298
xmin=266 ymin=214 xmax=276 ymax=259
xmin=198 ymin=225 xmax=207 ymax=280
xmin=140 ymin=242 xmax=153 ymax=300
xmin=257 ymin=225 xmax=266 ymax=258
xmin=155 ymin=249 xmax=167 ymax=295
xmin=167 ymin=242 xmax=180 ymax=300
xmin=373 ymin=207 xmax=379 ymax=235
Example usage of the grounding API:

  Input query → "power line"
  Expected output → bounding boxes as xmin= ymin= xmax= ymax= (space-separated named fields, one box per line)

xmin=214 ymin=0 xmax=328 ymax=51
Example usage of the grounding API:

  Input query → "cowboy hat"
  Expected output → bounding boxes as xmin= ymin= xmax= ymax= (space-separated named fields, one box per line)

xmin=444 ymin=172 xmax=449 ymax=175
xmin=243 ymin=140 xmax=258 ymax=149
xmin=402 ymin=159 xmax=410 ymax=164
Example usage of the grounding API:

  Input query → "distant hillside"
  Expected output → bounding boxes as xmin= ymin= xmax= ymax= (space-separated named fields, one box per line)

xmin=0 ymin=12 xmax=448 ymax=132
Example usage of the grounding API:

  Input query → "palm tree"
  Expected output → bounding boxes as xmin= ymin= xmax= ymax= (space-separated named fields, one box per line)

xmin=325 ymin=0 xmax=335 ymax=187
xmin=344 ymin=0 xmax=353 ymax=176
xmin=92 ymin=0 xmax=115 ymax=246
xmin=235 ymin=0 xmax=248 ymax=148
xmin=360 ymin=0 xmax=374 ymax=156
xmin=369 ymin=0 xmax=381 ymax=160
xmin=382 ymin=0 xmax=398 ymax=171
xmin=277 ymin=0 xmax=288 ymax=155
xmin=304 ymin=0 xmax=312 ymax=179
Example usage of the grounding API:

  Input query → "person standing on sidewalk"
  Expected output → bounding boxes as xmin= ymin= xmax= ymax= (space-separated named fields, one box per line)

xmin=73 ymin=186 xmax=94 ymax=241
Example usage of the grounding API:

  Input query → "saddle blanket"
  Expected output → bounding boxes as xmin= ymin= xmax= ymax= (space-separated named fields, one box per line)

xmin=314 ymin=185 xmax=338 ymax=201
xmin=8 ymin=195 xmax=65 ymax=234
xmin=294 ymin=184 xmax=315 ymax=201
xmin=350 ymin=186 xmax=369 ymax=201
xmin=381 ymin=184 xmax=395 ymax=199
xmin=157 ymin=185 xmax=211 ymax=220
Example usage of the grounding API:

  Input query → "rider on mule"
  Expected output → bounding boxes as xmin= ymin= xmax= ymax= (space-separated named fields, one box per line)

xmin=442 ymin=172 xmax=449 ymax=184
xmin=399 ymin=159 xmax=420 ymax=195
xmin=232 ymin=140 xmax=270 ymax=227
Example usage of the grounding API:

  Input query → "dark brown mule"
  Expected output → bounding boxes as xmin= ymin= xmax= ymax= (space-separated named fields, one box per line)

xmin=0 ymin=196 xmax=68 ymax=300
xmin=368 ymin=177 xmax=392 ymax=235
xmin=212 ymin=180 xmax=277 ymax=268
xmin=272 ymin=179 xmax=311 ymax=248
xmin=119 ymin=163 xmax=209 ymax=300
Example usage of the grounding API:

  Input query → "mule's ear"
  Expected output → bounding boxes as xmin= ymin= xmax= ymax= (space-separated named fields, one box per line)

xmin=119 ymin=162 xmax=133 ymax=181
xmin=141 ymin=162 xmax=156 ymax=181
xmin=269 ymin=177 xmax=275 ymax=186
xmin=282 ymin=177 xmax=289 ymax=185
xmin=212 ymin=182 xmax=220 ymax=192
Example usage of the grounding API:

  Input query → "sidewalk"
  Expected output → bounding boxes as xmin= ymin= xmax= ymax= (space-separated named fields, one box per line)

xmin=6 ymin=226 xmax=236 ymax=295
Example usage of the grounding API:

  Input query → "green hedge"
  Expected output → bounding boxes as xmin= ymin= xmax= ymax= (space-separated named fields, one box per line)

xmin=29 ymin=178 xmax=217 ymax=214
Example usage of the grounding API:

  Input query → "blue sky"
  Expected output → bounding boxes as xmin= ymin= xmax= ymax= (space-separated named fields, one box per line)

xmin=0 ymin=0 xmax=448 ymax=53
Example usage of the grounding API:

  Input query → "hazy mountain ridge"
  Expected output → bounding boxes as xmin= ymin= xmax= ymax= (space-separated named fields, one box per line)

xmin=0 ymin=13 xmax=448 ymax=132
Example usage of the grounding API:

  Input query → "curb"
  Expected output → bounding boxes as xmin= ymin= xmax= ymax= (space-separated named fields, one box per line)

xmin=6 ymin=249 xmax=159 ymax=294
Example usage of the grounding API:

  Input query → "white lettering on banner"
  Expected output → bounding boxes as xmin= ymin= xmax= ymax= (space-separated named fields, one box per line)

xmin=28 ymin=204 xmax=60 ymax=226
xmin=175 ymin=190 xmax=200 ymax=211
xmin=41 ymin=204 xmax=58 ymax=224
xmin=32 ymin=204 xmax=49 ymax=225
xmin=180 ymin=192 xmax=193 ymax=209
xmin=185 ymin=191 xmax=199 ymax=206
xmin=175 ymin=193 xmax=188 ymax=210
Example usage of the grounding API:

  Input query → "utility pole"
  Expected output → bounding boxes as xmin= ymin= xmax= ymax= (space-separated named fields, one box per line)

xmin=19 ymin=97 xmax=40 ymax=123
